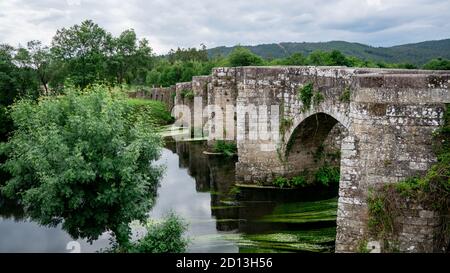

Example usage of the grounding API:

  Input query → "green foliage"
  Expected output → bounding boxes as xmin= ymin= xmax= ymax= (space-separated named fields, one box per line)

xmin=227 ymin=46 xmax=264 ymax=67
xmin=339 ymin=87 xmax=351 ymax=103
xmin=423 ymin=58 xmax=450 ymax=70
xmin=128 ymin=213 xmax=188 ymax=253
xmin=0 ymin=45 xmax=40 ymax=141
xmin=314 ymin=165 xmax=340 ymax=186
xmin=180 ymin=89 xmax=195 ymax=100
xmin=228 ymin=186 xmax=241 ymax=196
xmin=279 ymin=52 xmax=306 ymax=65
xmin=357 ymin=239 xmax=370 ymax=253
xmin=168 ymin=46 xmax=209 ymax=63
xmin=127 ymin=98 xmax=174 ymax=125
xmin=291 ymin=175 xmax=308 ymax=188
xmin=51 ymin=20 xmax=153 ymax=88
xmin=367 ymin=189 xmax=395 ymax=238
xmin=298 ymin=83 xmax=314 ymax=112
xmin=213 ymin=140 xmax=237 ymax=157
xmin=313 ymin=91 xmax=324 ymax=106
xmin=280 ymin=117 xmax=293 ymax=137
xmin=297 ymin=82 xmax=324 ymax=110
xmin=273 ymin=177 xmax=290 ymax=188
xmin=0 ymin=85 xmax=164 ymax=246
xmin=146 ymin=59 xmax=217 ymax=87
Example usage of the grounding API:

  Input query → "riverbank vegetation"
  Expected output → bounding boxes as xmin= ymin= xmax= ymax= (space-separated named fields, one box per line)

xmin=109 ymin=213 xmax=189 ymax=253
xmin=213 ymin=140 xmax=238 ymax=157
xmin=0 ymin=85 xmax=187 ymax=252
xmin=273 ymin=165 xmax=340 ymax=189
xmin=127 ymin=98 xmax=174 ymax=125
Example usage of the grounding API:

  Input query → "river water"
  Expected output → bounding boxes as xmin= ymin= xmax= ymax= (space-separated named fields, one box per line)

xmin=0 ymin=140 xmax=338 ymax=253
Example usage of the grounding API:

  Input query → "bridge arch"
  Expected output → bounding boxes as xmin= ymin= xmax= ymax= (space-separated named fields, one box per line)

xmin=282 ymin=112 xmax=348 ymax=173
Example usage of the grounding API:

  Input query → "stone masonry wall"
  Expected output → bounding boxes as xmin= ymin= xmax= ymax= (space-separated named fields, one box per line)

xmin=208 ymin=68 xmax=238 ymax=144
xmin=129 ymin=66 xmax=450 ymax=252
xmin=231 ymin=67 xmax=449 ymax=253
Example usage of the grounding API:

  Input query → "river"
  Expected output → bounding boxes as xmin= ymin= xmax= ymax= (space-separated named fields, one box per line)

xmin=0 ymin=140 xmax=338 ymax=253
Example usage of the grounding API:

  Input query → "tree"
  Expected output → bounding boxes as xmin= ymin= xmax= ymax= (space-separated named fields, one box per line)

xmin=146 ymin=69 xmax=162 ymax=86
xmin=51 ymin=20 xmax=112 ymax=88
xmin=423 ymin=58 xmax=450 ymax=70
xmin=167 ymin=46 xmax=208 ymax=63
xmin=306 ymin=50 xmax=329 ymax=66
xmin=328 ymin=50 xmax=351 ymax=66
xmin=127 ymin=213 xmax=188 ymax=253
xmin=283 ymin=52 xmax=306 ymax=65
xmin=107 ymin=29 xmax=154 ymax=84
xmin=0 ymin=85 xmax=164 ymax=246
xmin=15 ymin=41 xmax=53 ymax=94
xmin=227 ymin=46 xmax=264 ymax=67
xmin=0 ymin=44 xmax=39 ymax=141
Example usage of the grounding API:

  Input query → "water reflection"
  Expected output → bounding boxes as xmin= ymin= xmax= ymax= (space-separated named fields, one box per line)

xmin=0 ymin=140 xmax=338 ymax=253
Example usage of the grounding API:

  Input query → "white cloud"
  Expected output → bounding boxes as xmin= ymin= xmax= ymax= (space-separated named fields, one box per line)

xmin=0 ymin=0 xmax=449 ymax=54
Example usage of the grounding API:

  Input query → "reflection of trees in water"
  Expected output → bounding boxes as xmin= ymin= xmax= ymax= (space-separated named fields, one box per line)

xmin=1 ymin=153 xmax=25 ymax=221
xmin=0 ymin=196 xmax=26 ymax=221
xmin=165 ymin=140 xmax=211 ymax=192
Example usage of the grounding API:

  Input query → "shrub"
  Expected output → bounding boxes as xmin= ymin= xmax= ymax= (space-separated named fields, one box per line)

xmin=213 ymin=140 xmax=237 ymax=157
xmin=130 ymin=213 xmax=189 ymax=253
xmin=314 ymin=165 xmax=340 ymax=186
xmin=298 ymin=83 xmax=314 ymax=112
xmin=339 ymin=87 xmax=351 ymax=102
xmin=313 ymin=91 xmax=324 ymax=106
xmin=0 ymin=85 xmax=164 ymax=246
xmin=180 ymin=89 xmax=195 ymax=100
xmin=291 ymin=175 xmax=307 ymax=187
xmin=227 ymin=47 xmax=264 ymax=67
xmin=273 ymin=177 xmax=290 ymax=188
xmin=127 ymin=98 xmax=174 ymax=125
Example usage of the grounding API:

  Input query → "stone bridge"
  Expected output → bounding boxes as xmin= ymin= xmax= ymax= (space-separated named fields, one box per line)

xmin=132 ymin=66 xmax=450 ymax=252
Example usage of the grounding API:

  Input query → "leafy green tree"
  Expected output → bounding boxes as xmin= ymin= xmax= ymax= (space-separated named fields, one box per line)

xmin=0 ymin=44 xmax=40 ymax=141
xmin=283 ymin=52 xmax=307 ymax=65
xmin=307 ymin=50 xmax=329 ymax=66
xmin=168 ymin=46 xmax=208 ymax=63
xmin=146 ymin=69 xmax=162 ymax=86
xmin=107 ymin=29 xmax=154 ymax=85
xmin=51 ymin=20 xmax=112 ymax=88
xmin=423 ymin=58 xmax=450 ymax=70
xmin=13 ymin=41 xmax=58 ymax=96
xmin=227 ymin=46 xmax=264 ymax=67
xmin=0 ymin=85 xmax=163 ymax=246
xmin=328 ymin=50 xmax=352 ymax=66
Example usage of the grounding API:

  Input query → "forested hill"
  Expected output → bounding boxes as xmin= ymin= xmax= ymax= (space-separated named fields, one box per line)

xmin=208 ymin=39 xmax=450 ymax=65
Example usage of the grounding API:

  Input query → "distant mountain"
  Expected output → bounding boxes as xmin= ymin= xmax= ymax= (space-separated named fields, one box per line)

xmin=207 ymin=39 xmax=450 ymax=65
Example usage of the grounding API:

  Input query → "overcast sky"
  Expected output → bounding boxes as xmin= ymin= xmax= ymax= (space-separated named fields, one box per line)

xmin=0 ymin=0 xmax=449 ymax=54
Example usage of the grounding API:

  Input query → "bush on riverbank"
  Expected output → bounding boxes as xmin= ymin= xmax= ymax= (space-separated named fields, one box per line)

xmin=213 ymin=140 xmax=237 ymax=157
xmin=0 ymin=84 xmax=169 ymax=248
xmin=127 ymin=98 xmax=174 ymax=126
xmin=130 ymin=213 xmax=189 ymax=253
xmin=273 ymin=166 xmax=340 ymax=189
